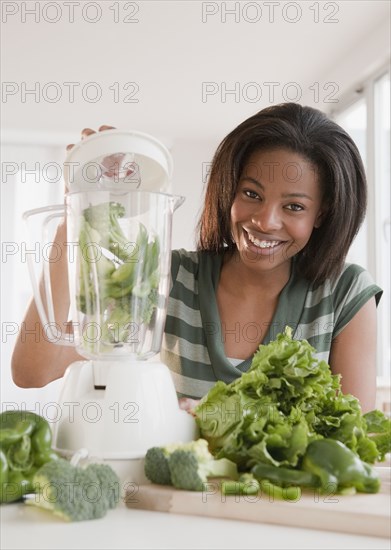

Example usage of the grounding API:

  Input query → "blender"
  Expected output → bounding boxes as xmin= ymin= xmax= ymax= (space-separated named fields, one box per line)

xmin=23 ymin=130 xmax=198 ymax=483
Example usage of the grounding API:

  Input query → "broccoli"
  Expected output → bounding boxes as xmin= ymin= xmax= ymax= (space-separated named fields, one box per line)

xmin=144 ymin=442 xmax=189 ymax=485
xmin=144 ymin=439 xmax=238 ymax=491
xmin=28 ymin=458 xmax=120 ymax=522
xmin=169 ymin=439 xmax=238 ymax=491
xmin=84 ymin=462 xmax=120 ymax=510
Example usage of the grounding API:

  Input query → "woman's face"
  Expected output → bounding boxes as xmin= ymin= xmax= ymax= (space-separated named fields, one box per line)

xmin=230 ymin=148 xmax=324 ymax=274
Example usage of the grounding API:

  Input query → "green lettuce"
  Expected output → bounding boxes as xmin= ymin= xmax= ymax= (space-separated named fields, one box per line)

xmin=194 ymin=327 xmax=390 ymax=470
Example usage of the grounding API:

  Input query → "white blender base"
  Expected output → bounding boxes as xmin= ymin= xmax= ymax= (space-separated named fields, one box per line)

xmin=53 ymin=360 xmax=199 ymax=484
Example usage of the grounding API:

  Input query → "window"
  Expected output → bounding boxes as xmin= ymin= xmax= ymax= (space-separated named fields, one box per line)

xmin=331 ymin=65 xmax=391 ymax=390
xmin=334 ymin=99 xmax=367 ymax=268
xmin=374 ymin=72 xmax=391 ymax=389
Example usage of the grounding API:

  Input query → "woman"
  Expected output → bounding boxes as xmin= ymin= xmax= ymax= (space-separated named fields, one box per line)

xmin=12 ymin=103 xmax=382 ymax=412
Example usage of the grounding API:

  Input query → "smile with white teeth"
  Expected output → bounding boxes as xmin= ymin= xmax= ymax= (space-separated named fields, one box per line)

xmin=247 ymin=232 xmax=281 ymax=249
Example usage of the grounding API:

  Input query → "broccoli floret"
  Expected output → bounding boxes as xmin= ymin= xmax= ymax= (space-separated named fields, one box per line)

xmin=144 ymin=442 xmax=185 ymax=485
xmin=169 ymin=439 xmax=238 ymax=491
xmin=28 ymin=458 xmax=120 ymax=522
xmin=85 ymin=463 xmax=120 ymax=510
xmin=144 ymin=439 xmax=238 ymax=491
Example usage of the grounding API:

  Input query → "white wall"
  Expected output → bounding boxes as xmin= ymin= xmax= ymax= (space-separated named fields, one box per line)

xmin=304 ymin=18 xmax=390 ymax=110
xmin=171 ymin=138 xmax=218 ymax=250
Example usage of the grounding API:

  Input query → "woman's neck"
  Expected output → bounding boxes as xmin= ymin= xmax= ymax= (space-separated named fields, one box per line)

xmin=219 ymin=250 xmax=292 ymax=298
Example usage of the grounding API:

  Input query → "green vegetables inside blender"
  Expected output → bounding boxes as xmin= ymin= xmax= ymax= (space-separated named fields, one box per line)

xmin=76 ymin=201 xmax=160 ymax=346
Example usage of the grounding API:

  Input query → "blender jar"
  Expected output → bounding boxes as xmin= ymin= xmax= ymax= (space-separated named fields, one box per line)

xmin=67 ymin=190 xmax=184 ymax=360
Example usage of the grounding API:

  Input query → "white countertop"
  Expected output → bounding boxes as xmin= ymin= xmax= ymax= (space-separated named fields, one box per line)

xmin=1 ymin=500 xmax=390 ymax=550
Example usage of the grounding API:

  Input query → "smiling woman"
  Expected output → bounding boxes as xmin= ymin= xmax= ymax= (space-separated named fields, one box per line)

xmin=12 ymin=104 xmax=382 ymax=415
xmin=160 ymin=103 xmax=382 ymax=412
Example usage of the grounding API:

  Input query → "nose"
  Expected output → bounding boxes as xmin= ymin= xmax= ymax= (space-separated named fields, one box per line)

xmin=251 ymin=204 xmax=282 ymax=232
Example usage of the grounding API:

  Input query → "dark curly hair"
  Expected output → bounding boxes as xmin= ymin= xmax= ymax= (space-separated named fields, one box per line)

xmin=197 ymin=102 xmax=367 ymax=283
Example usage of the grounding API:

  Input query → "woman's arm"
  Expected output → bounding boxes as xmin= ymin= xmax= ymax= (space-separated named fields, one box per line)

xmin=329 ymin=297 xmax=378 ymax=413
xmin=11 ymin=222 xmax=83 ymax=388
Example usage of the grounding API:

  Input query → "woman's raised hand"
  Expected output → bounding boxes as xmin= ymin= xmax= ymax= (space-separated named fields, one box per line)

xmin=65 ymin=125 xmax=136 ymax=181
xmin=66 ymin=125 xmax=116 ymax=151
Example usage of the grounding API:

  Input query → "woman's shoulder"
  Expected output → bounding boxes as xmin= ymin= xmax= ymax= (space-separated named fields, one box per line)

xmin=331 ymin=263 xmax=378 ymax=290
xmin=308 ymin=263 xmax=382 ymax=305
xmin=171 ymin=249 xmax=200 ymax=273
xmin=172 ymin=248 xmax=199 ymax=263
xmin=171 ymin=249 xmax=223 ymax=269
xmin=170 ymin=249 xmax=224 ymax=288
xmin=170 ymin=249 xmax=202 ymax=286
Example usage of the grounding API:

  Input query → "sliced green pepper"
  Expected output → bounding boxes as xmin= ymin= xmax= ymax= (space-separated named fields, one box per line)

xmin=221 ymin=473 xmax=260 ymax=496
xmin=259 ymin=479 xmax=301 ymax=501
xmin=221 ymin=473 xmax=301 ymax=501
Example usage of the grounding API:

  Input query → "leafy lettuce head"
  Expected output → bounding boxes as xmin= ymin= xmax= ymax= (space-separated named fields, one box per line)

xmin=194 ymin=327 xmax=390 ymax=470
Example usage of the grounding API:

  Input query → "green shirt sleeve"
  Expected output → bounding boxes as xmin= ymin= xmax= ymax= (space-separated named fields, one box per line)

xmin=331 ymin=264 xmax=382 ymax=338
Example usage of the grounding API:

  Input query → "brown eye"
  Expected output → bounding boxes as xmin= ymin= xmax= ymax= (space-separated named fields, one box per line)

xmin=286 ymin=203 xmax=304 ymax=212
xmin=244 ymin=190 xmax=260 ymax=200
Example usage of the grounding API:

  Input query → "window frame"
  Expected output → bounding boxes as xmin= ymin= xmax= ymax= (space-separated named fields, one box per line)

xmin=328 ymin=61 xmax=391 ymax=388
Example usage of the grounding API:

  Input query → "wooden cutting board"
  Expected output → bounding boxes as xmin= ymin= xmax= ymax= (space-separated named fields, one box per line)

xmin=125 ymin=467 xmax=391 ymax=538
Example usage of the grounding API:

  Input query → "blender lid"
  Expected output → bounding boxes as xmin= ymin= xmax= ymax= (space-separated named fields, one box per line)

xmin=63 ymin=129 xmax=173 ymax=193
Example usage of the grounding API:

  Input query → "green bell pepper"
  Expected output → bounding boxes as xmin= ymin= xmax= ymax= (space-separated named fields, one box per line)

xmin=0 ymin=411 xmax=59 ymax=503
xmin=302 ymin=438 xmax=380 ymax=494
xmin=251 ymin=461 xmax=319 ymax=488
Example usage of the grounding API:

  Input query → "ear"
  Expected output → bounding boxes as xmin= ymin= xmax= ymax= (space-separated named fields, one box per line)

xmin=314 ymin=209 xmax=326 ymax=229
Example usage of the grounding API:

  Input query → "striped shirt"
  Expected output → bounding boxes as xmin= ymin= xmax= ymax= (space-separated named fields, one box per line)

xmin=160 ymin=249 xmax=382 ymax=399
